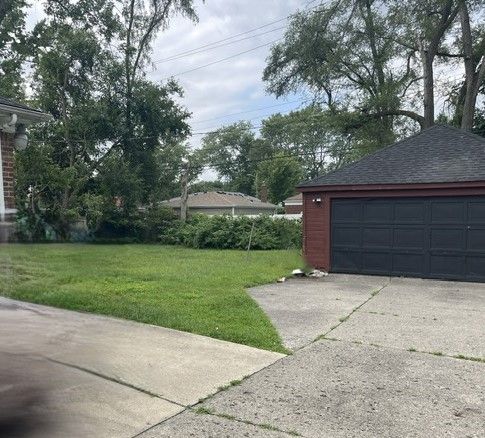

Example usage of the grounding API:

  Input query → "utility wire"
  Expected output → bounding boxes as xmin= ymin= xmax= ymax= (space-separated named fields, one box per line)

xmin=162 ymin=40 xmax=278 ymax=80
xmin=152 ymin=1 xmax=324 ymax=65
xmin=192 ymin=98 xmax=311 ymax=125
xmin=152 ymin=26 xmax=287 ymax=64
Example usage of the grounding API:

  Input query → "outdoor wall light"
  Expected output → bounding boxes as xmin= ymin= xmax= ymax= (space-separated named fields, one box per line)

xmin=312 ymin=197 xmax=322 ymax=205
xmin=14 ymin=124 xmax=28 ymax=151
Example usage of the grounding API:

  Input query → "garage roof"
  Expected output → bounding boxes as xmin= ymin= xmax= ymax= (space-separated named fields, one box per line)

xmin=298 ymin=125 xmax=485 ymax=188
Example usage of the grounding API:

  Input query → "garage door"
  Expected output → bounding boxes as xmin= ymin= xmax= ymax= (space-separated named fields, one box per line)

xmin=331 ymin=196 xmax=485 ymax=281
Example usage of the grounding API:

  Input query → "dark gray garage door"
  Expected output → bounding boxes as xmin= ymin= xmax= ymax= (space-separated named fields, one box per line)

xmin=331 ymin=196 xmax=485 ymax=281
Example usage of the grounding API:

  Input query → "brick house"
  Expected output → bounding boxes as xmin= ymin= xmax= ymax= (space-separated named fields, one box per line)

xmin=298 ymin=125 xmax=485 ymax=282
xmin=283 ymin=193 xmax=302 ymax=214
xmin=0 ymin=97 xmax=50 ymax=241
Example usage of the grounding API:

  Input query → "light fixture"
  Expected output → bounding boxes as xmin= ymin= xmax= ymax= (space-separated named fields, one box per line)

xmin=14 ymin=124 xmax=28 ymax=151
xmin=312 ymin=197 xmax=322 ymax=204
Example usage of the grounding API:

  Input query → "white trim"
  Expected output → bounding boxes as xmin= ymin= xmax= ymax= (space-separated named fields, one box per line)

xmin=0 ymin=134 xmax=5 ymax=221
xmin=284 ymin=201 xmax=303 ymax=206
xmin=0 ymin=105 xmax=51 ymax=125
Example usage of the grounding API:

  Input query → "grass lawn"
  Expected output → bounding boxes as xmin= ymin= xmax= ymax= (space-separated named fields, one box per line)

xmin=0 ymin=244 xmax=302 ymax=353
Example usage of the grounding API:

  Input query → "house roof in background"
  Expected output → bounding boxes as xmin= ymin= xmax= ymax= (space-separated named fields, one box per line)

xmin=283 ymin=193 xmax=302 ymax=204
xmin=298 ymin=125 xmax=485 ymax=188
xmin=163 ymin=191 xmax=277 ymax=209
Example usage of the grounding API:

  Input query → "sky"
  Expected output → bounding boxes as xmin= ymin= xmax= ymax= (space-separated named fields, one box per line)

xmin=26 ymin=0 xmax=313 ymax=179
xmin=147 ymin=0 xmax=308 ymax=143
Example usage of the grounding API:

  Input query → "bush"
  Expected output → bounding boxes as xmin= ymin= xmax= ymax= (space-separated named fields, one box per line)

xmin=94 ymin=206 xmax=178 ymax=243
xmin=162 ymin=214 xmax=302 ymax=250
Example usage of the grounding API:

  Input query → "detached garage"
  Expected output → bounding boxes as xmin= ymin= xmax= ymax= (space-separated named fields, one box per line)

xmin=298 ymin=125 xmax=485 ymax=282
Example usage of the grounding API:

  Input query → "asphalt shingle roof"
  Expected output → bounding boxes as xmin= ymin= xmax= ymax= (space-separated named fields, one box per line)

xmin=0 ymin=96 xmax=44 ymax=113
xmin=298 ymin=125 xmax=485 ymax=188
xmin=163 ymin=191 xmax=277 ymax=209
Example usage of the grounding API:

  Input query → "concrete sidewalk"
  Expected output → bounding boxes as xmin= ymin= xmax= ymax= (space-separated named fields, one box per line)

xmin=0 ymin=298 xmax=284 ymax=437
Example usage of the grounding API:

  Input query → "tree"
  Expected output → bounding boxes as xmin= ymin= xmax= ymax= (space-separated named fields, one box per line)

xmin=200 ymin=122 xmax=272 ymax=194
xmin=261 ymin=106 xmax=352 ymax=178
xmin=16 ymin=0 xmax=198 ymax=238
xmin=0 ymin=0 xmax=28 ymax=97
xmin=263 ymin=0 xmax=421 ymax=150
xmin=255 ymin=155 xmax=303 ymax=204
xmin=119 ymin=0 xmax=197 ymax=166
xmin=452 ymin=0 xmax=485 ymax=130
xmin=189 ymin=180 xmax=229 ymax=193
xmin=263 ymin=0 xmax=485 ymax=142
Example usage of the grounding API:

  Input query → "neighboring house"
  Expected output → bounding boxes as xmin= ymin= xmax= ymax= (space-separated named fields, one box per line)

xmin=0 ymin=96 xmax=50 ymax=242
xmin=298 ymin=125 xmax=485 ymax=282
xmin=283 ymin=193 xmax=303 ymax=214
xmin=162 ymin=191 xmax=278 ymax=216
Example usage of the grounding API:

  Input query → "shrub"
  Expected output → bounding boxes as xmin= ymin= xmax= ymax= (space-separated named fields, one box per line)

xmin=162 ymin=214 xmax=302 ymax=250
xmin=94 ymin=206 xmax=178 ymax=243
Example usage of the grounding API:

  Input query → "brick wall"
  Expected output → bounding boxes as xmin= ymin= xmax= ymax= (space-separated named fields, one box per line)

xmin=284 ymin=203 xmax=303 ymax=214
xmin=302 ymin=192 xmax=330 ymax=270
xmin=1 ymin=131 xmax=15 ymax=210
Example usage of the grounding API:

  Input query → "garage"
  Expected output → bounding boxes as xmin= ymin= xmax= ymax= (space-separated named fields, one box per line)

xmin=298 ymin=125 xmax=485 ymax=282
xmin=331 ymin=196 xmax=485 ymax=281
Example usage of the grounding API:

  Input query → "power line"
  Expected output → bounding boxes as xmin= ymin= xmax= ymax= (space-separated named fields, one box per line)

xmin=192 ymin=98 xmax=311 ymax=125
xmin=162 ymin=40 xmax=278 ymax=80
xmin=152 ymin=1 xmax=323 ymax=65
xmin=152 ymin=26 xmax=287 ymax=65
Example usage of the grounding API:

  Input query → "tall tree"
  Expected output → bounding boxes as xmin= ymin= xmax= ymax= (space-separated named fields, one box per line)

xmin=17 ymin=0 xmax=197 ymax=238
xmin=261 ymin=106 xmax=352 ymax=179
xmin=263 ymin=0 xmax=423 ymax=148
xmin=255 ymin=154 xmax=302 ymax=204
xmin=264 ymin=1 xmax=485 ymax=143
xmin=388 ymin=0 xmax=461 ymax=128
xmin=120 ymin=0 xmax=197 ymax=162
xmin=200 ymin=122 xmax=272 ymax=195
xmin=0 ymin=0 xmax=28 ymax=97
xmin=453 ymin=0 xmax=485 ymax=130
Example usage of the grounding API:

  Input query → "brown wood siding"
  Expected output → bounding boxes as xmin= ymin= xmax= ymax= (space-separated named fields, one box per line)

xmin=301 ymin=183 xmax=485 ymax=271
xmin=1 ymin=132 xmax=15 ymax=210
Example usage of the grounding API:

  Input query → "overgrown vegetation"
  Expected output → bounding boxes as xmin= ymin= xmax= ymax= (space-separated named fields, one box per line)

xmin=0 ymin=244 xmax=302 ymax=352
xmin=163 ymin=215 xmax=302 ymax=250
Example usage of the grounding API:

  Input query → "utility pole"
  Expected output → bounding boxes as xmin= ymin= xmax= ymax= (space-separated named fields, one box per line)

xmin=180 ymin=158 xmax=189 ymax=223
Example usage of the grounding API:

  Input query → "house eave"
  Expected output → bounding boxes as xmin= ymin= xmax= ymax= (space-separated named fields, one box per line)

xmin=298 ymin=180 xmax=485 ymax=193
xmin=0 ymin=104 xmax=51 ymax=126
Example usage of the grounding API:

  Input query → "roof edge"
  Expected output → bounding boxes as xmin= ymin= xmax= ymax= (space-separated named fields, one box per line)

xmin=297 ymin=124 xmax=485 ymax=188
xmin=298 ymin=180 xmax=485 ymax=192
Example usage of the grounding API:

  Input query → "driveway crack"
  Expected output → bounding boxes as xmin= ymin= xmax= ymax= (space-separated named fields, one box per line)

xmin=45 ymin=357 xmax=186 ymax=408
xmin=317 ymin=278 xmax=392 ymax=341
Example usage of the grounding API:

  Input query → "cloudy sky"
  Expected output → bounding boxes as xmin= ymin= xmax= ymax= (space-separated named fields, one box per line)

xmin=147 ymin=0 xmax=311 ymax=142
xmin=27 ymin=0 xmax=316 ymax=178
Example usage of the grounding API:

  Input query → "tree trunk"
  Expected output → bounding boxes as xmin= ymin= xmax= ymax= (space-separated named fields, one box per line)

xmin=459 ymin=1 xmax=485 ymax=131
xmin=422 ymin=54 xmax=435 ymax=129
xmin=419 ymin=0 xmax=459 ymax=129
xmin=124 ymin=0 xmax=136 ymax=156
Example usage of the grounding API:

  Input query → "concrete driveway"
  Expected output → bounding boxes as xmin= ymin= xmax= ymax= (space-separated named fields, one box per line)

xmin=0 ymin=298 xmax=283 ymax=437
xmin=145 ymin=275 xmax=485 ymax=437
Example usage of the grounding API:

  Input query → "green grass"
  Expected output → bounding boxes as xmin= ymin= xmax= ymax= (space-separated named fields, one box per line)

xmin=0 ymin=244 xmax=302 ymax=353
